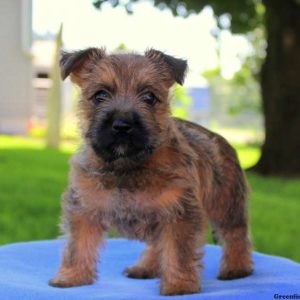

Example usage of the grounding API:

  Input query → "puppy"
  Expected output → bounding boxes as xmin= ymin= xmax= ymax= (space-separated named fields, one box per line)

xmin=49 ymin=48 xmax=253 ymax=295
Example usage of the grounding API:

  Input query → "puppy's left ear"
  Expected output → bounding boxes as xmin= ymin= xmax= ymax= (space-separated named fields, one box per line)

xmin=145 ymin=49 xmax=188 ymax=85
xmin=60 ymin=47 xmax=106 ymax=86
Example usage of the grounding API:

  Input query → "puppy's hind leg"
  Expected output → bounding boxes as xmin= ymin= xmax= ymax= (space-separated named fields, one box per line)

xmin=209 ymin=171 xmax=253 ymax=280
xmin=123 ymin=245 xmax=160 ymax=279
xmin=217 ymin=225 xmax=253 ymax=280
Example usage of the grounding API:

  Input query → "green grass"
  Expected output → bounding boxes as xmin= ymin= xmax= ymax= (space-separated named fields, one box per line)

xmin=247 ymin=173 xmax=300 ymax=262
xmin=0 ymin=136 xmax=75 ymax=244
xmin=0 ymin=135 xmax=299 ymax=263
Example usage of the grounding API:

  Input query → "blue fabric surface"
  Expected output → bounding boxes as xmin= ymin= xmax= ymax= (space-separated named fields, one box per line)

xmin=0 ymin=239 xmax=299 ymax=300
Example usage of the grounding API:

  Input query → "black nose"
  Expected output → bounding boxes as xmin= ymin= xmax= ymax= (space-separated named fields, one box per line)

xmin=112 ymin=119 xmax=132 ymax=133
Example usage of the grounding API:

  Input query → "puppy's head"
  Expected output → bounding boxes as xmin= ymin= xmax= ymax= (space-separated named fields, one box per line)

xmin=61 ymin=47 xmax=187 ymax=162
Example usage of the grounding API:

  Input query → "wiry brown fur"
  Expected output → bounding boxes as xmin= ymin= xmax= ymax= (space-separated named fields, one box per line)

xmin=49 ymin=48 xmax=253 ymax=295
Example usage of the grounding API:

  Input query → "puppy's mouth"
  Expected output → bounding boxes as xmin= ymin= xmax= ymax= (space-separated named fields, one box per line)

xmin=92 ymin=138 xmax=154 ymax=162
xmin=90 ymin=124 xmax=154 ymax=162
xmin=110 ymin=134 xmax=149 ymax=159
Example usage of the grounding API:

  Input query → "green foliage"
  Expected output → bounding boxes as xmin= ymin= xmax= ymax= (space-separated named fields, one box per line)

xmin=242 ymin=27 xmax=266 ymax=78
xmin=93 ymin=1 xmax=266 ymax=124
xmin=1 ymin=136 xmax=300 ymax=262
xmin=93 ymin=0 xmax=263 ymax=33
xmin=171 ymin=84 xmax=192 ymax=119
xmin=116 ymin=43 xmax=128 ymax=51
xmin=202 ymin=67 xmax=221 ymax=80
xmin=202 ymin=23 xmax=266 ymax=118
xmin=227 ymin=27 xmax=266 ymax=115
xmin=230 ymin=66 xmax=261 ymax=115
xmin=203 ymin=67 xmax=261 ymax=125
xmin=203 ymin=30 xmax=265 ymax=120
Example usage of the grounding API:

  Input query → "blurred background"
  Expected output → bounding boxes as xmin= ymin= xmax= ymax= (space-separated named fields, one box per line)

xmin=0 ymin=0 xmax=299 ymax=262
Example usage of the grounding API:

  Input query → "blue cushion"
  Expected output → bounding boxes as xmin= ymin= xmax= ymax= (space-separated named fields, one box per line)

xmin=0 ymin=238 xmax=299 ymax=299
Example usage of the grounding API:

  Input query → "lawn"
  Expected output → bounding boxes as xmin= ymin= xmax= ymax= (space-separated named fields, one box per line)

xmin=0 ymin=135 xmax=299 ymax=263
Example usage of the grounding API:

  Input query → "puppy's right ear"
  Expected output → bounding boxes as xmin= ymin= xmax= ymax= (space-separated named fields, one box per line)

xmin=60 ymin=47 xmax=106 ymax=85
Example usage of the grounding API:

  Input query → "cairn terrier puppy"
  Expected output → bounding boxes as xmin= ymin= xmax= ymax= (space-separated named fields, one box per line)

xmin=49 ymin=48 xmax=253 ymax=295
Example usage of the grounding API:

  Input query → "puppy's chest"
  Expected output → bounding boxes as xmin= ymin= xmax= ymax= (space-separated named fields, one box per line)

xmin=103 ymin=189 xmax=162 ymax=240
xmin=74 ymin=168 xmax=184 ymax=240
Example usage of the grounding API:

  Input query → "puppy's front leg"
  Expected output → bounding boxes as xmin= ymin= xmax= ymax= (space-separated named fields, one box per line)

xmin=159 ymin=220 xmax=203 ymax=296
xmin=49 ymin=211 xmax=104 ymax=288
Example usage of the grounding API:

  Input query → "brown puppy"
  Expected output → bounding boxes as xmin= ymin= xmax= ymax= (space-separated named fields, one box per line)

xmin=49 ymin=48 xmax=253 ymax=295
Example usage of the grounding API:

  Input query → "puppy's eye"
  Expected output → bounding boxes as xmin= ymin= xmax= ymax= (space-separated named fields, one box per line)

xmin=141 ymin=92 xmax=157 ymax=106
xmin=93 ymin=90 xmax=110 ymax=104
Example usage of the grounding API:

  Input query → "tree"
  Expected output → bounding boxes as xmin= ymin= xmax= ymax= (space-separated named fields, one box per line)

xmin=256 ymin=0 xmax=300 ymax=176
xmin=93 ymin=0 xmax=300 ymax=176
xmin=46 ymin=24 xmax=63 ymax=148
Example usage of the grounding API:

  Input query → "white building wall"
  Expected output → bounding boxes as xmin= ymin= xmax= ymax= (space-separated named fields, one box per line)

xmin=0 ymin=0 xmax=33 ymax=134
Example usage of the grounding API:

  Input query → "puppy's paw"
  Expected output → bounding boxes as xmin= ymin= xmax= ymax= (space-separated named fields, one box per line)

xmin=218 ymin=267 xmax=253 ymax=280
xmin=123 ymin=265 xmax=158 ymax=279
xmin=49 ymin=277 xmax=76 ymax=288
xmin=160 ymin=281 xmax=200 ymax=296
xmin=49 ymin=269 xmax=95 ymax=288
